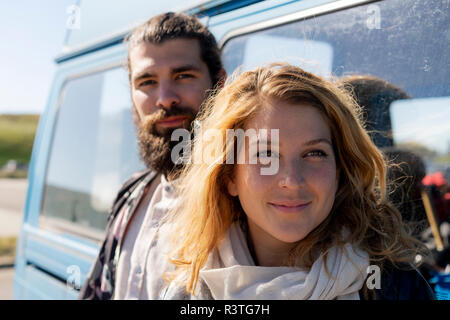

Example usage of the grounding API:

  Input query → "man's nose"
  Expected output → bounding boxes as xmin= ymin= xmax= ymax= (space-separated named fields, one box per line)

xmin=156 ymin=82 xmax=180 ymax=110
xmin=278 ymin=159 xmax=305 ymax=189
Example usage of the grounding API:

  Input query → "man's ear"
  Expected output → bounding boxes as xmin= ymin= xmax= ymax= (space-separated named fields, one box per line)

xmin=216 ymin=69 xmax=227 ymax=89
xmin=227 ymin=178 xmax=238 ymax=197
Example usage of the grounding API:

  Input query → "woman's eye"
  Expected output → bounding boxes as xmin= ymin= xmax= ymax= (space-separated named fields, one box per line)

xmin=305 ymin=150 xmax=327 ymax=158
xmin=256 ymin=150 xmax=278 ymax=158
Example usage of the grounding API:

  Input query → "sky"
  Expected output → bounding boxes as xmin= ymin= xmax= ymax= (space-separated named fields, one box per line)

xmin=0 ymin=1 xmax=77 ymax=114
xmin=390 ymin=97 xmax=450 ymax=155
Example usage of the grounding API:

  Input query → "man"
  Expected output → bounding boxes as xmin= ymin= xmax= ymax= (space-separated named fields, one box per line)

xmin=78 ymin=12 xmax=225 ymax=300
xmin=337 ymin=75 xmax=410 ymax=148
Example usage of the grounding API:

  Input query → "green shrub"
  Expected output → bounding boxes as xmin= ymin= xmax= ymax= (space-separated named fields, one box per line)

xmin=0 ymin=114 xmax=39 ymax=167
xmin=0 ymin=237 xmax=17 ymax=257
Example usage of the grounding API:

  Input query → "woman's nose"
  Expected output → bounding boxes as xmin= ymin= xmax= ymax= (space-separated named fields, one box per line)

xmin=278 ymin=160 xmax=305 ymax=189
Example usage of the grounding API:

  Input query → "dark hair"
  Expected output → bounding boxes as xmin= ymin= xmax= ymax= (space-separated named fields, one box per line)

xmin=338 ymin=75 xmax=410 ymax=148
xmin=382 ymin=147 xmax=428 ymax=237
xmin=125 ymin=12 xmax=223 ymax=87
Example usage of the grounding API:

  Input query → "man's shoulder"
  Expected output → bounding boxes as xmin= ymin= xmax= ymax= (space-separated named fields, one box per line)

xmin=118 ymin=169 xmax=156 ymax=195
xmin=109 ymin=169 xmax=157 ymax=214
xmin=125 ymin=168 xmax=156 ymax=186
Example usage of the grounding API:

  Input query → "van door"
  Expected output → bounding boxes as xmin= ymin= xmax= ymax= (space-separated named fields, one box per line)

xmin=14 ymin=45 xmax=145 ymax=299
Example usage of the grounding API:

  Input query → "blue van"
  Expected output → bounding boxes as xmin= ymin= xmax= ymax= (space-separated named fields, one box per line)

xmin=14 ymin=0 xmax=450 ymax=299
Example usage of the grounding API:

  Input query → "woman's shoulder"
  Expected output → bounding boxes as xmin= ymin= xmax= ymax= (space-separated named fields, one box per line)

xmin=160 ymin=277 xmax=214 ymax=300
xmin=361 ymin=261 xmax=436 ymax=300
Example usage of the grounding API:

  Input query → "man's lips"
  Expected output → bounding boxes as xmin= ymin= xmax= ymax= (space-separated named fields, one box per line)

xmin=156 ymin=116 xmax=190 ymax=128
xmin=269 ymin=200 xmax=311 ymax=213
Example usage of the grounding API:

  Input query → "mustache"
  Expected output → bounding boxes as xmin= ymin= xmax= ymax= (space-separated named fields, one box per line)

xmin=140 ymin=106 xmax=196 ymax=134
xmin=134 ymin=106 xmax=196 ymax=175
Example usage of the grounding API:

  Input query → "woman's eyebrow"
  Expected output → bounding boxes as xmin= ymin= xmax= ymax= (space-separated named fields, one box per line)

xmin=304 ymin=138 xmax=332 ymax=146
xmin=248 ymin=138 xmax=332 ymax=148
xmin=250 ymin=139 xmax=280 ymax=148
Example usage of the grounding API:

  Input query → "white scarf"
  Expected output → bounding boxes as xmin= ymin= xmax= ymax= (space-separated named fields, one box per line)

xmin=196 ymin=223 xmax=369 ymax=300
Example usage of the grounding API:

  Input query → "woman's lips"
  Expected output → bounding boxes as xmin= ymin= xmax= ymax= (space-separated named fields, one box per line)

xmin=269 ymin=201 xmax=311 ymax=213
xmin=156 ymin=116 xmax=189 ymax=128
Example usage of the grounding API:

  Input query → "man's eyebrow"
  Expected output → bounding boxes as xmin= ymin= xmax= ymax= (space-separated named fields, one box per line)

xmin=133 ymin=71 xmax=155 ymax=82
xmin=172 ymin=65 xmax=202 ymax=74
xmin=133 ymin=65 xmax=202 ymax=82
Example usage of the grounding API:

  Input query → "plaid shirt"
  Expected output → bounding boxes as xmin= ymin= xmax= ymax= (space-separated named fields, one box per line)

xmin=78 ymin=169 xmax=157 ymax=300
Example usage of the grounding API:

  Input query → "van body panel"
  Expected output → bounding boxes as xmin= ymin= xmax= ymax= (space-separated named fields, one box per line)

xmin=58 ymin=0 xmax=266 ymax=63
xmin=64 ymin=0 xmax=236 ymax=50
xmin=14 ymin=264 xmax=79 ymax=299
xmin=14 ymin=0 xmax=450 ymax=299
xmin=14 ymin=43 xmax=129 ymax=299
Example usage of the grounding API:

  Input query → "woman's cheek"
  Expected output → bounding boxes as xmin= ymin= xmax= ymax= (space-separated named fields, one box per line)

xmin=306 ymin=161 xmax=336 ymax=183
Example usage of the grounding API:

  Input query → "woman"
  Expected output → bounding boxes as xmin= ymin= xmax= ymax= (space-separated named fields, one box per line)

xmin=159 ymin=64 xmax=434 ymax=300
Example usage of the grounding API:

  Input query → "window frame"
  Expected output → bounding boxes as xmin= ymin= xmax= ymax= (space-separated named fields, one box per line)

xmin=39 ymin=61 xmax=129 ymax=242
xmin=218 ymin=0 xmax=376 ymax=49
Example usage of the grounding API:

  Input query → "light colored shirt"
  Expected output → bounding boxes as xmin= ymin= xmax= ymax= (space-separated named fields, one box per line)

xmin=113 ymin=174 xmax=178 ymax=299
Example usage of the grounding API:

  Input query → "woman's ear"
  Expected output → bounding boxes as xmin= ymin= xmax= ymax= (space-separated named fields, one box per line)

xmin=227 ymin=178 xmax=238 ymax=197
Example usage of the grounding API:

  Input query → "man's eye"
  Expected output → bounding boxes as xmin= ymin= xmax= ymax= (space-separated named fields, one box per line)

xmin=139 ymin=79 xmax=157 ymax=87
xmin=176 ymin=73 xmax=195 ymax=80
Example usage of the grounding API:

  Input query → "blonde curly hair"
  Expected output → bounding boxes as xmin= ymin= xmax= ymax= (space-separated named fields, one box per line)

xmin=164 ymin=63 xmax=428 ymax=295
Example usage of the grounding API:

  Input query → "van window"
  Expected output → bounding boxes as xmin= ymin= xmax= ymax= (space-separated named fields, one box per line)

xmin=40 ymin=67 xmax=145 ymax=237
xmin=221 ymin=0 xmax=449 ymax=176
xmin=222 ymin=0 xmax=449 ymax=98
xmin=390 ymin=97 xmax=450 ymax=224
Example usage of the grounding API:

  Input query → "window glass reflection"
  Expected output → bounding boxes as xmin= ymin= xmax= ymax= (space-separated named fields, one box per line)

xmin=41 ymin=67 xmax=145 ymax=235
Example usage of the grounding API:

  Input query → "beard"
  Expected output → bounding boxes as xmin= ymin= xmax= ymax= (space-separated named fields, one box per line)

xmin=133 ymin=106 xmax=196 ymax=178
